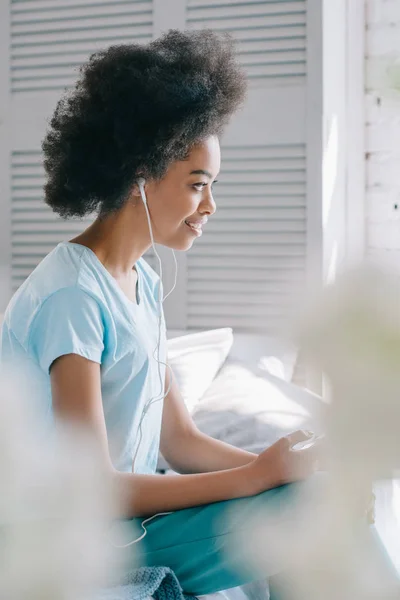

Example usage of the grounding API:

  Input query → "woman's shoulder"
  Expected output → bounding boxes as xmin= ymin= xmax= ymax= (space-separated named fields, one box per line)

xmin=3 ymin=243 xmax=107 ymax=350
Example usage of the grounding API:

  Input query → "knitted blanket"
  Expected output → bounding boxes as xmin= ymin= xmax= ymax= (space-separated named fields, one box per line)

xmin=97 ymin=566 xmax=195 ymax=600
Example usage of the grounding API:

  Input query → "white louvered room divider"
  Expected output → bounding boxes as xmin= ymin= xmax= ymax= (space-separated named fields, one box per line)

xmin=2 ymin=0 xmax=318 ymax=339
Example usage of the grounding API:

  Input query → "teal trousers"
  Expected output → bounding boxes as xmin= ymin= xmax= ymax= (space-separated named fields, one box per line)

xmin=123 ymin=476 xmax=399 ymax=597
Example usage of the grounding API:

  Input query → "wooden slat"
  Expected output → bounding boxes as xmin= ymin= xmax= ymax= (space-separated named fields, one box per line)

xmin=205 ymin=220 xmax=305 ymax=233
xmin=186 ymin=314 xmax=287 ymax=332
xmin=12 ymin=24 xmax=152 ymax=47
xmin=188 ymin=279 xmax=299 ymax=294
xmin=188 ymin=14 xmax=306 ymax=30
xmin=213 ymin=183 xmax=306 ymax=195
xmin=11 ymin=2 xmax=151 ymax=23
xmin=223 ymin=144 xmax=305 ymax=160
xmin=188 ymin=0 xmax=302 ymax=7
xmin=12 ymin=36 xmax=138 ymax=58
xmin=188 ymin=255 xmax=305 ymax=269
xmin=187 ymin=1 xmax=304 ymax=20
xmin=12 ymin=0 xmax=147 ymax=10
xmin=217 ymin=170 xmax=305 ymax=184
xmin=210 ymin=207 xmax=306 ymax=220
xmin=189 ymin=23 xmax=306 ymax=41
xmin=11 ymin=14 xmax=152 ymax=36
xmin=189 ymin=268 xmax=304 ymax=282
xmin=186 ymin=290 xmax=291 ymax=305
xmin=189 ymin=244 xmax=305 ymax=257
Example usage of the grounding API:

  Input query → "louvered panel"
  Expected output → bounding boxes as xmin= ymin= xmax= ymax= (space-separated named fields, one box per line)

xmin=11 ymin=0 xmax=153 ymax=92
xmin=11 ymin=150 xmax=155 ymax=292
xmin=187 ymin=0 xmax=306 ymax=83
xmin=187 ymin=143 xmax=307 ymax=333
xmin=11 ymin=152 xmax=89 ymax=291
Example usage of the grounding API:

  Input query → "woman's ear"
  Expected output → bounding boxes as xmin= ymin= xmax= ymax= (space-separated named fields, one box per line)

xmin=131 ymin=184 xmax=140 ymax=197
xmin=130 ymin=179 xmax=144 ymax=199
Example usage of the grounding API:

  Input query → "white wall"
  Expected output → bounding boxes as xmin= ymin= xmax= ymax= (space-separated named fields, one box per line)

xmin=366 ymin=0 xmax=400 ymax=269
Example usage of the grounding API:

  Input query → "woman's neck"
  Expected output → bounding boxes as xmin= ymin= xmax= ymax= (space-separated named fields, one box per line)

xmin=70 ymin=201 xmax=151 ymax=278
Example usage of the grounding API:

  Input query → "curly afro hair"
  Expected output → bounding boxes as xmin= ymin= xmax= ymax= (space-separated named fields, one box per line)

xmin=42 ymin=29 xmax=247 ymax=218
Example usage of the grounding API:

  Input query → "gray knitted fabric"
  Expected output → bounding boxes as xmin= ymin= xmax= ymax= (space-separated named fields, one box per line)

xmin=97 ymin=566 xmax=195 ymax=600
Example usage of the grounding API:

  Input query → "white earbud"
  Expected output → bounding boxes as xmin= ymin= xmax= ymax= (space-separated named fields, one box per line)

xmin=137 ymin=178 xmax=147 ymax=204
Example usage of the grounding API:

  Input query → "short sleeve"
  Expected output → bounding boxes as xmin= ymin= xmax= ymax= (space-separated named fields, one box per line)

xmin=29 ymin=287 xmax=105 ymax=373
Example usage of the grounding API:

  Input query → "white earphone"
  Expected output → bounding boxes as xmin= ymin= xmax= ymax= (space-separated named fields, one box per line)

xmin=109 ymin=178 xmax=178 ymax=548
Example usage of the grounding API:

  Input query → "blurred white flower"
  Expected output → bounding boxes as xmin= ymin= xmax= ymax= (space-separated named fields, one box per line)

xmin=0 ymin=369 xmax=128 ymax=600
xmin=228 ymin=264 xmax=400 ymax=600
xmin=297 ymin=264 xmax=400 ymax=478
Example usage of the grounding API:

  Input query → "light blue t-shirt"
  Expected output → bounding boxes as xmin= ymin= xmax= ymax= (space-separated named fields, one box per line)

xmin=0 ymin=241 xmax=166 ymax=474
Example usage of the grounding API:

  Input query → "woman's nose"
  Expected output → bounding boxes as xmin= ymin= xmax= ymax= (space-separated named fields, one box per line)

xmin=200 ymin=190 xmax=216 ymax=216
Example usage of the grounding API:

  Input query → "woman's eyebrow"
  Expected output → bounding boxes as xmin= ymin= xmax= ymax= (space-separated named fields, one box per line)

xmin=190 ymin=169 xmax=212 ymax=178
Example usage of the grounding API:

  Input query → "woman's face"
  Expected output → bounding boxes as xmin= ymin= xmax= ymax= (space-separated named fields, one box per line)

xmin=141 ymin=136 xmax=220 ymax=251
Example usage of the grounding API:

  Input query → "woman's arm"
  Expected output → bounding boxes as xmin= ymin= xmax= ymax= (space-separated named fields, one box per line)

xmin=50 ymin=353 xmax=318 ymax=518
xmin=50 ymin=353 xmax=259 ymax=517
xmin=159 ymin=366 xmax=256 ymax=473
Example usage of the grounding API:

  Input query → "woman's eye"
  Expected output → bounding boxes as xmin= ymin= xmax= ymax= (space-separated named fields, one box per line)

xmin=193 ymin=183 xmax=207 ymax=191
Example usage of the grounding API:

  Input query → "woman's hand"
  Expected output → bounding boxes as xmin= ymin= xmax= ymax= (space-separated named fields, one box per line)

xmin=247 ymin=430 xmax=322 ymax=494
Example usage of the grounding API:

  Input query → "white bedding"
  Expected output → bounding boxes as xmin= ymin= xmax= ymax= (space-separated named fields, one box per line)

xmin=192 ymin=360 xmax=324 ymax=455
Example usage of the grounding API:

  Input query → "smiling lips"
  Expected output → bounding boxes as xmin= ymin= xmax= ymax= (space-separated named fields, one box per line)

xmin=184 ymin=218 xmax=208 ymax=236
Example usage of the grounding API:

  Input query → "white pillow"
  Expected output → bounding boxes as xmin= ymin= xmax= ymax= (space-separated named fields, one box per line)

xmin=229 ymin=333 xmax=298 ymax=382
xmin=191 ymin=361 xmax=324 ymax=454
xmin=167 ymin=328 xmax=233 ymax=414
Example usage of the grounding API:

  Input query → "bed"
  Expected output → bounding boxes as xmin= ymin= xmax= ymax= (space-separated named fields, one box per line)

xmin=165 ymin=328 xmax=325 ymax=600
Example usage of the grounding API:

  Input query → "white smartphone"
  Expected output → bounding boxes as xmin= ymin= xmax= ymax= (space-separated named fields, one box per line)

xmin=291 ymin=434 xmax=324 ymax=452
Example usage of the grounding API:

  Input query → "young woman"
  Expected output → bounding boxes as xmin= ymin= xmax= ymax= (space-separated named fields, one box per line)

xmin=0 ymin=29 xmax=330 ymax=595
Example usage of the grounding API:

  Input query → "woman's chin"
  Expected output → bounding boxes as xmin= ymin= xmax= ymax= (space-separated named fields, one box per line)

xmin=161 ymin=234 xmax=196 ymax=252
